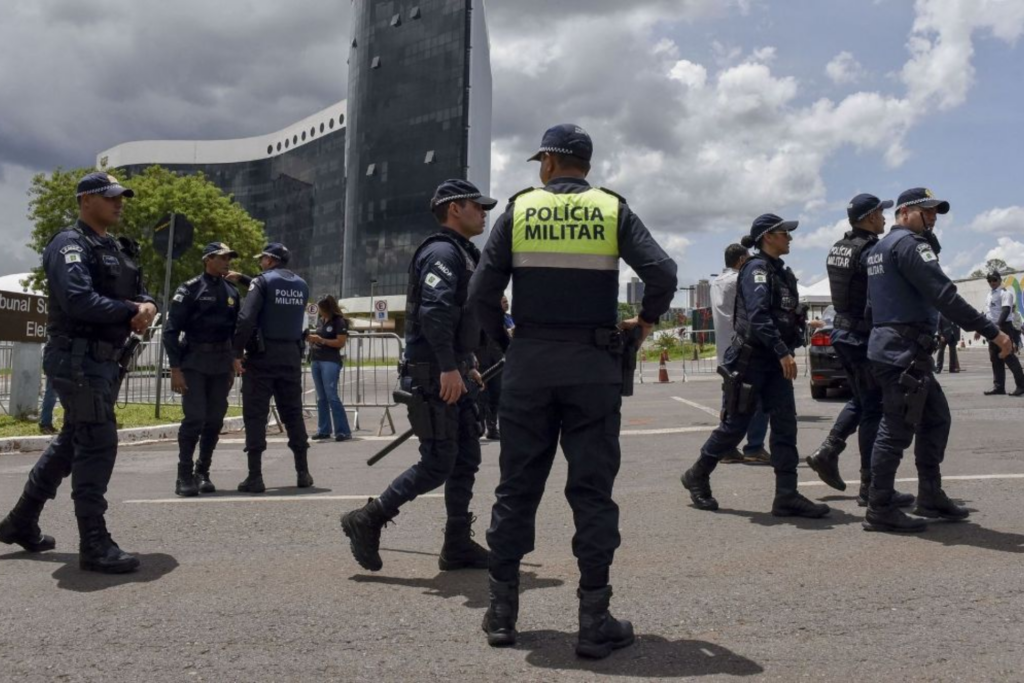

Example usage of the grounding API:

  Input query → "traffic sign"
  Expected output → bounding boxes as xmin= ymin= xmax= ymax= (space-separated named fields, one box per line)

xmin=374 ymin=299 xmax=388 ymax=321
xmin=306 ymin=303 xmax=319 ymax=316
xmin=151 ymin=213 xmax=195 ymax=259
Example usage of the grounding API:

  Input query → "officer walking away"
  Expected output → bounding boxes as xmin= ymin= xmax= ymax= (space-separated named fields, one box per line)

xmin=470 ymin=125 xmax=678 ymax=658
xmin=806 ymin=194 xmax=914 ymax=508
xmin=711 ymin=243 xmax=770 ymax=464
xmin=863 ymin=188 xmax=1012 ymax=532
xmin=681 ymin=215 xmax=829 ymax=519
xmin=231 ymin=243 xmax=312 ymax=493
xmin=163 ymin=242 xmax=241 ymax=497
xmin=978 ymin=271 xmax=1024 ymax=396
xmin=0 ymin=172 xmax=157 ymax=573
xmin=934 ymin=314 xmax=960 ymax=373
xmin=341 ymin=179 xmax=495 ymax=573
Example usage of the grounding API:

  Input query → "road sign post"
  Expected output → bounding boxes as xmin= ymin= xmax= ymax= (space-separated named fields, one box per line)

xmin=374 ymin=299 xmax=388 ymax=325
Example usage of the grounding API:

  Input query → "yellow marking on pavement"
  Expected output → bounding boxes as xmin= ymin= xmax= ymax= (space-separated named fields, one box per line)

xmin=671 ymin=396 xmax=721 ymax=418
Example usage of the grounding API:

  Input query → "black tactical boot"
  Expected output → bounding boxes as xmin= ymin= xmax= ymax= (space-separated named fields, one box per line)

xmin=294 ymin=451 xmax=314 ymax=488
xmin=681 ymin=456 xmax=719 ymax=511
xmin=340 ymin=498 xmax=395 ymax=571
xmin=771 ymin=491 xmax=830 ymax=518
xmin=576 ymin=586 xmax=635 ymax=659
xmin=863 ymin=490 xmax=927 ymax=532
xmin=482 ymin=574 xmax=519 ymax=647
xmin=77 ymin=516 xmax=140 ymax=573
xmin=858 ymin=470 xmax=914 ymax=507
xmin=0 ymin=494 xmax=55 ymax=553
xmin=175 ymin=463 xmax=199 ymax=497
xmin=805 ymin=433 xmax=847 ymax=491
xmin=237 ymin=451 xmax=266 ymax=493
xmin=914 ymin=478 xmax=969 ymax=520
xmin=439 ymin=513 xmax=490 ymax=570
xmin=195 ymin=455 xmax=216 ymax=494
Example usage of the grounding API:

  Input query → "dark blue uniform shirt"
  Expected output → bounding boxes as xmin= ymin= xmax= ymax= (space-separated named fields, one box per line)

xmin=163 ymin=272 xmax=240 ymax=368
xmin=830 ymin=230 xmax=878 ymax=349
xmin=736 ymin=254 xmax=803 ymax=360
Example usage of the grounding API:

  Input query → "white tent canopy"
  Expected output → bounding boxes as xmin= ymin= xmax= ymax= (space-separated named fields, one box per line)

xmin=798 ymin=277 xmax=832 ymax=305
xmin=0 ymin=272 xmax=40 ymax=294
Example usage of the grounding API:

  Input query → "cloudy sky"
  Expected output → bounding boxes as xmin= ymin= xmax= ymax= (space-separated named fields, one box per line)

xmin=1 ymin=0 xmax=1022 ymax=297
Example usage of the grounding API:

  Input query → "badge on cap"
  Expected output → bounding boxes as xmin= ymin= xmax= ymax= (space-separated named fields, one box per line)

xmin=924 ymin=189 xmax=934 ymax=198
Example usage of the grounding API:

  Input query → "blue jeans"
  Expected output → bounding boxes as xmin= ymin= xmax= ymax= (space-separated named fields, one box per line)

xmin=743 ymin=405 xmax=769 ymax=454
xmin=311 ymin=360 xmax=351 ymax=438
xmin=40 ymin=376 xmax=57 ymax=428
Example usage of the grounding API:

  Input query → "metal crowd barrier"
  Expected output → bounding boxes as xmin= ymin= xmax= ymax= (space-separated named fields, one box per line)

xmin=0 ymin=342 xmax=14 ymax=414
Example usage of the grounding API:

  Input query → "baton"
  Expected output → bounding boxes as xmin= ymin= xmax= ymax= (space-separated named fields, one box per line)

xmin=367 ymin=358 xmax=506 ymax=466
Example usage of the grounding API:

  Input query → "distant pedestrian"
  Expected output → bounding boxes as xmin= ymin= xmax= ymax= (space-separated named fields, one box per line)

xmin=934 ymin=315 xmax=960 ymax=373
xmin=308 ymin=295 xmax=353 ymax=442
xmin=38 ymin=376 xmax=57 ymax=434
xmin=979 ymin=271 xmax=1024 ymax=396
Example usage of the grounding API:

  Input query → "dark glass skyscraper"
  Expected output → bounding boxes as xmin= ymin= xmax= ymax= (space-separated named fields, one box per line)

xmin=97 ymin=0 xmax=491 ymax=301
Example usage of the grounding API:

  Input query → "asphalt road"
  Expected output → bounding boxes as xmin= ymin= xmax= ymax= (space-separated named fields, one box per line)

xmin=1 ymin=350 xmax=1022 ymax=682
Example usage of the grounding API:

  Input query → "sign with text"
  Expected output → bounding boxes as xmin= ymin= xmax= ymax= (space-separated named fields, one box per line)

xmin=374 ymin=299 xmax=388 ymax=321
xmin=0 ymin=291 xmax=47 ymax=343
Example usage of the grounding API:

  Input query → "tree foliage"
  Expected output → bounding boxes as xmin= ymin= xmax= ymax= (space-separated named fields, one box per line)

xmin=25 ymin=166 xmax=266 ymax=299
xmin=970 ymin=258 xmax=1010 ymax=279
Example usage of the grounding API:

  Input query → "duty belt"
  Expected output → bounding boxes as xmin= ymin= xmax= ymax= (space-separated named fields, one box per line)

xmin=48 ymin=336 xmax=122 ymax=362
xmin=400 ymin=359 xmax=471 ymax=381
xmin=833 ymin=313 xmax=871 ymax=335
xmin=879 ymin=323 xmax=937 ymax=354
xmin=514 ymin=325 xmax=624 ymax=351
xmin=191 ymin=340 xmax=232 ymax=352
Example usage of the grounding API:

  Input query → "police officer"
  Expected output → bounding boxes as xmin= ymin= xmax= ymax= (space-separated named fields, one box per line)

xmin=980 ymin=271 xmax=1024 ymax=396
xmin=163 ymin=242 xmax=241 ymax=496
xmin=863 ymin=188 xmax=1012 ymax=532
xmin=341 ymin=179 xmax=494 ymax=574
xmin=806 ymin=195 xmax=914 ymax=508
xmin=934 ymin=314 xmax=960 ymax=373
xmin=0 ymin=172 xmax=157 ymax=573
xmin=681 ymin=214 xmax=829 ymax=520
xmin=469 ymin=125 xmax=678 ymax=658
xmin=231 ymin=243 xmax=312 ymax=493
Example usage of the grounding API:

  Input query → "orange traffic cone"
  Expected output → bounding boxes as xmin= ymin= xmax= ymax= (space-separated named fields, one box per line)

xmin=658 ymin=350 xmax=672 ymax=383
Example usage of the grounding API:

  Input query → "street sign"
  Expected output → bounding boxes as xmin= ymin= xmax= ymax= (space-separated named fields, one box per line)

xmin=374 ymin=299 xmax=388 ymax=321
xmin=0 ymin=291 xmax=47 ymax=343
xmin=306 ymin=303 xmax=319 ymax=316
xmin=151 ymin=213 xmax=195 ymax=259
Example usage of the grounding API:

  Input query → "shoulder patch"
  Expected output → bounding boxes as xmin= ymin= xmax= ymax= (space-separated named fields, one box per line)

xmin=509 ymin=187 xmax=536 ymax=202
xmin=186 ymin=276 xmax=201 ymax=285
xmin=599 ymin=187 xmax=628 ymax=204
xmin=64 ymin=252 xmax=82 ymax=265
xmin=752 ymin=269 xmax=768 ymax=284
xmin=59 ymin=244 xmax=83 ymax=255
xmin=424 ymin=272 xmax=442 ymax=289
xmin=172 ymin=293 xmax=185 ymax=303
xmin=916 ymin=243 xmax=938 ymax=263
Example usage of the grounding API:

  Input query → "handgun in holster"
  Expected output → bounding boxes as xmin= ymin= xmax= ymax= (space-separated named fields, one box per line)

xmin=898 ymin=370 xmax=928 ymax=428
xmin=245 ymin=330 xmax=267 ymax=356
xmin=620 ymin=326 xmax=644 ymax=397
xmin=51 ymin=338 xmax=102 ymax=424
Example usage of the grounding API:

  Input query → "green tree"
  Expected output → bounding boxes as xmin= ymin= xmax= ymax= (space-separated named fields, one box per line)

xmin=25 ymin=166 xmax=265 ymax=299
xmin=617 ymin=302 xmax=637 ymax=323
xmin=970 ymin=258 xmax=1010 ymax=279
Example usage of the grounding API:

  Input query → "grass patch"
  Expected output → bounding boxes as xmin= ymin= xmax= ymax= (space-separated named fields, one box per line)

xmin=0 ymin=404 xmax=242 ymax=439
xmin=644 ymin=344 xmax=718 ymax=362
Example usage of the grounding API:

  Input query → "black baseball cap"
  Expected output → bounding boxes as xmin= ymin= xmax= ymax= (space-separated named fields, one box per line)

xmin=76 ymin=172 xmax=135 ymax=199
xmin=847 ymin=193 xmax=893 ymax=222
xmin=750 ymin=213 xmax=799 ymax=243
xmin=430 ymin=179 xmax=497 ymax=210
xmin=256 ymin=242 xmax=290 ymax=263
xmin=202 ymin=242 xmax=238 ymax=259
xmin=896 ymin=187 xmax=950 ymax=214
xmin=986 ymin=271 xmax=1002 ymax=282
xmin=528 ymin=123 xmax=594 ymax=163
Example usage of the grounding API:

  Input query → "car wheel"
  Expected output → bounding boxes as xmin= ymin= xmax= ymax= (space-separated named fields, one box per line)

xmin=810 ymin=383 xmax=827 ymax=399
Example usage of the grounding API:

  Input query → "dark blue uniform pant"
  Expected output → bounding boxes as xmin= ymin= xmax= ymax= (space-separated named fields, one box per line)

xmin=934 ymin=340 xmax=958 ymax=372
xmin=179 ymin=370 xmax=233 ymax=467
xmin=870 ymin=361 xmax=950 ymax=495
xmin=242 ymin=344 xmax=307 ymax=457
xmin=699 ymin=354 xmax=799 ymax=494
xmin=378 ymin=391 xmax=482 ymax=519
xmin=830 ymin=342 xmax=884 ymax=471
xmin=487 ymin=383 xmax=622 ymax=584
xmin=24 ymin=346 xmax=120 ymax=518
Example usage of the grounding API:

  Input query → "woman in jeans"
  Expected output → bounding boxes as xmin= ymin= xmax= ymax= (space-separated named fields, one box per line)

xmin=308 ymin=295 xmax=353 ymax=442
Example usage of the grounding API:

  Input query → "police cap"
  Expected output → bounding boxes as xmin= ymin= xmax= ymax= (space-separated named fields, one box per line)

xmin=256 ymin=242 xmax=290 ymax=264
xmin=895 ymin=187 xmax=950 ymax=214
xmin=749 ymin=213 xmax=798 ymax=244
xmin=76 ymin=172 xmax=135 ymax=199
xmin=847 ymin=193 xmax=893 ymax=223
xmin=430 ymin=179 xmax=497 ymax=210
xmin=202 ymin=242 xmax=238 ymax=260
xmin=528 ymin=123 xmax=593 ymax=163
xmin=986 ymin=271 xmax=1002 ymax=283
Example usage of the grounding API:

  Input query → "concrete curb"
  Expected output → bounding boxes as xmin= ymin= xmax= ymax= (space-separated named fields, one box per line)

xmin=0 ymin=416 xmax=248 ymax=455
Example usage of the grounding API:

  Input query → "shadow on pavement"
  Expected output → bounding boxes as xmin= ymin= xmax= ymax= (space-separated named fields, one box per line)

xmin=915 ymin=521 xmax=1024 ymax=554
xmin=350 ymin=570 xmax=563 ymax=609
xmin=518 ymin=631 xmax=763 ymax=677
xmin=0 ymin=551 xmax=179 ymax=592
xmin=714 ymin=507 xmax=863 ymax=530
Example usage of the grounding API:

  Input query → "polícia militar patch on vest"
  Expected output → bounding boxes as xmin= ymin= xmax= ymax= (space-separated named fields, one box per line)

xmin=753 ymin=270 xmax=768 ymax=284
xmin=916 ymin=243 xmax=938 ymax=263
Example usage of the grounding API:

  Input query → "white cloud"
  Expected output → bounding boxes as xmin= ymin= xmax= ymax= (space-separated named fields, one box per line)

xmin=795 ymin=218 xmax=851 ymax=250
xmin=969 ymin=237 xmax=1024 ymax=274
xmin=825 ymin=51 xmax=867 ymax=84
xmin=967 ymin=206 xmax=1024 ymax=235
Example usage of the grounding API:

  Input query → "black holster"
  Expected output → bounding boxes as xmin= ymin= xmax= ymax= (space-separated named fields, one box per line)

xmin=719 ymin=344 xmax=756 ymax=418
xmin=898 ymin=368 xmax=929 ymax=428
xmin=52 ymin=338 xmax=103 ymax=424
xmin=620 ymin=327 xmax=643 ymax=397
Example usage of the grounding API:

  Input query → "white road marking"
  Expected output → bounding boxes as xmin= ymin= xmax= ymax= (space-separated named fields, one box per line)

xmin=800 ymin=473 xmax=1024 ymax=487
xmin=671 ymin=396 xmax=720 ymax=418
xmin=125 ymin=494 xmax=446 ymax=505
xmin=620 ymin=426 xmax=715 ymax=436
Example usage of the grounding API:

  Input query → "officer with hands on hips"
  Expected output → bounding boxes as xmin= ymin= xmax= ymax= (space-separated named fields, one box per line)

xmin=863 ymin=188 xmax=1012 ymax=533
xmin=470 ymin=124 xmax=678 ymax=658
xmin=341 ymin=179 xmax=493 ymax=574
xmin=231 ymin=242 xmax=312 ymax=493
xmin=0 ymin=172 xmax=157 ymax=574
xmin=806 ymin=194 xmax=914 ymax=508
xmin=682 ymin=214 xmax=830 ymax=520
xmin=163 ymin=242 xmax=241 ymax=497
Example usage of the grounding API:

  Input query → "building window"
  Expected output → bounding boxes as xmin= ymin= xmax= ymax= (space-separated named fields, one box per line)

xmin=371 ymin=56 xmax=381 ymax=69
xmin=267 ymin=145 xmax=273 ymax=155
xmin=338 ymin=114 xmax=345 ymax=126
xmin=277 ymin=142 xmax=282 ymax=151
xmin=390 ymin=13 xmax=401 ymax=27
xmin=301 ymin=131 xmax=307 ymax=141
xmin=424 ymin=150 xmax=436 ymax=164
xmin=310 ymin=127 xmax=316 ymax=137
xmin=293 ymin=135 xmax=298 ymax=144
xmin=329 ymin=118 xmax=335 ymax=129
xmin=285 ymin=140 xmax=290 ymax=149
xmin=320 ymin=123 xmax=325 ymax=133
xmin=366 ymin=163 xmax=376 ymax=176
xmin=411 ymin=6 xmax=421 ymax=19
